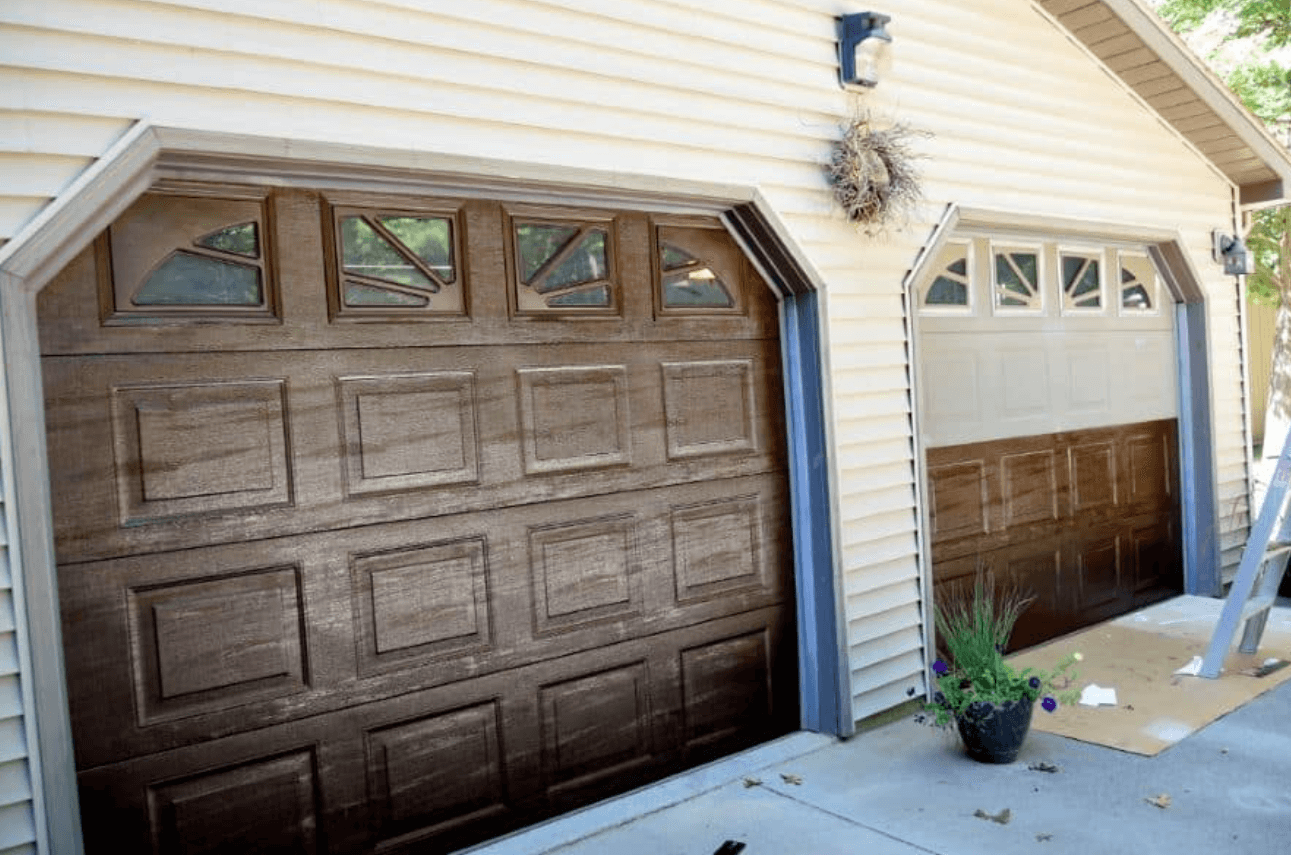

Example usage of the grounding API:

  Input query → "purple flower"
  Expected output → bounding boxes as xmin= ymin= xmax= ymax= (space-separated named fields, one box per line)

xmin=1028 ymin=676 xmax=1041 ymax=690
xmin=1041 ymin=696 xmax=1057 ymax=713
xmin=933 ymin=659 xmax=948 ymax=675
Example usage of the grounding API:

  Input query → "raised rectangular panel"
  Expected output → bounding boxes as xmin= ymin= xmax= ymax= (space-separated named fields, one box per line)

xmin=147 ymin=749 xmax=318 ymax=854
xmin=1129 ymin=336 xmax=1175 ymax=412
xmin=338 ymin=372 xmax=479 ymax=496
xmin=661 ymin=360 xmax=757 ymax=458
xmin=1069 ymin=442 xmax=1117 ymax=512
xmin=539 ymin=663 xmax=651 ymax=791
xmin=139 ymin=402 xmax=275 ymax=500
xmin=928 ymin=460 xmax=989 ymax=542
xmin=1001 ymin=450 xmax=1058 ymax=527
xmin=1000 ymin=347 xmax=1050 ymax=419
xmin=923 ymin=351 xmax=981 ymax=422
xmin=530 ymin=515 xmax=639 ymax=635
xmin=680 ymin=632 xmax=770 ymax=749
xmin=112 ymin=380 xmax=291 ymax=524
xmin=931 ymin=553 xmax=979 ymax=586
xmin=1077 ymin=535 xmax=1121 ymax=611
xmin=1130 ymin=522 xmax=1174 ymax=593
xmin=1128 ymin=432 xmax=1170 ymax=504
xmin=1003 ymin=546 xmax=1066 ymax=649
xmin=128 ymin=566 xmax=306 ymax=723
xmin=352 ymin=538 xmax=491 ymax=671
xmin=366 ymin=702 xmax=506 ymax=843
xmin=671 ymin=497 xmax=763 ymax=603
xmin=1066 ymin=347 xmax=1111 ymax=413
xmin=517 ymin=366 xmax=630 ymax=474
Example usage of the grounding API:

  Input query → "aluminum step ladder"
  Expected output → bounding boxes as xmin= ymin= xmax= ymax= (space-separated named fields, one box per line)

xmin=1199 ymin=437 xmax=1291 ymax=678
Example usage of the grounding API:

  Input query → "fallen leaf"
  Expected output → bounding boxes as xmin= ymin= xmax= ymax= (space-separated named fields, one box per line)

xmin=1145 ymin=793 xmax=1172 ymax=809
xmin=974 ymin=808 xmax=1012 ymax=825
xmin=780 ymin=773 xmax=803 ymax=785
xmin=742 ymin=777 xmax=761 ymax=788
xmin=1027 ymin=761 xmax=1060 ymax=773
xmin=1036 ymin=833 xmax=1053 ymax=842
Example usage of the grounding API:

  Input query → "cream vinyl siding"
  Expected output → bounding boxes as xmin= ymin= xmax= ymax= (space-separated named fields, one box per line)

xmin=0 ymin=0 xmax=1251 ymax=745
xmin=0 ymin=113 xmax=132 ymax=247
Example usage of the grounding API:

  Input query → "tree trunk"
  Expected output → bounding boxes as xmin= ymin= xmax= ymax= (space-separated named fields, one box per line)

xmin=1255 ymin=208 xmax=1291 ymax=523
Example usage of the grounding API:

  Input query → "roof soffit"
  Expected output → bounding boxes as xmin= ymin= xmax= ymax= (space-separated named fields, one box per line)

xmin=1037 ymin=0 xmax=1291 ymax=207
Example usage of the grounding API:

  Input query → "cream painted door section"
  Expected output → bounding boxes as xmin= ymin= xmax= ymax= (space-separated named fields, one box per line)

xmin=38 ymin=188 xmax=796 ymax=854
xmin=917 ymin=236 xmax=1183 ymax=646
xmin=919 ymin=241 xmax=1178 ymax=449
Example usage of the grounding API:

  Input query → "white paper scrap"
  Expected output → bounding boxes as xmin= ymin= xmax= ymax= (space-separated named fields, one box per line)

xmin=1174 ymin=655 xmax=1203 ymax=676
xmin=1079 ymin=684 xmax=1118 ymax=707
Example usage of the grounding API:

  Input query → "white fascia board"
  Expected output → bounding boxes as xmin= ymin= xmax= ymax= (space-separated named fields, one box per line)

xmin=1101 ymin=0 xmax=1291 ymax=205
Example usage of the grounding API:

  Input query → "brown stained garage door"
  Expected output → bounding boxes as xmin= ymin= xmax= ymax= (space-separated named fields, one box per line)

xmin=927 ymin=421 xmax=1183 ymax=649
xmin=39 ymin=187 xmax=796 ymax=853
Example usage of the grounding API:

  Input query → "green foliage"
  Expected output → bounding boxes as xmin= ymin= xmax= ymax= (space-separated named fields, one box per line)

xmin=1227 ymin=60 xmax=1291 ymax=124
xmin=340 ymin=215 xmax=453 ymax=289
xmin=1157 ymin=1 xmax=1290 ymax=306
xmin=921 ymin=575 xmax=1080 ymax=727
xmin=1247 ymin=207 xmax=1291 ymax=304
xmin=1158 ymin=0 xmax=1291 ymax=45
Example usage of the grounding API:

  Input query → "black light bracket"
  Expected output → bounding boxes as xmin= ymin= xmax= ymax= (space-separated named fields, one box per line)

xmin=1213 ymin=230 xmax=1253 ymax=276
xmin=838 ymin=12 xmax=892 ymax=89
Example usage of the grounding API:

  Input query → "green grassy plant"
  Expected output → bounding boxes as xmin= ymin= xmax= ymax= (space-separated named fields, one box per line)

xmin=921 ymin=574 xmax=1080 ymax=727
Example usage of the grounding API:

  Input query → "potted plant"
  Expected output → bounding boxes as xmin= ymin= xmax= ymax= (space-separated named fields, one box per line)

xmin=921 ymin=574 xmax=1080 ymax=763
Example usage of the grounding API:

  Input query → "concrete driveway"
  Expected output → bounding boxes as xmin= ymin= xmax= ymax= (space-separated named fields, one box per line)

xmin=464 ymin=675 xmax=1291 ymax=855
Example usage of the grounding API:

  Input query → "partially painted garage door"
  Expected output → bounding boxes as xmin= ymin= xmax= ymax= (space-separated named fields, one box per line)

xmin=916 ymin=233 xmax=1183 ymax=648
xmin=39 ymin=186 xmax=796 ymax=853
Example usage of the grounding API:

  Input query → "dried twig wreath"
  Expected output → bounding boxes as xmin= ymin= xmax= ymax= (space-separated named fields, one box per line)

xmin=828 ymin=115 xmax=929 ymax=233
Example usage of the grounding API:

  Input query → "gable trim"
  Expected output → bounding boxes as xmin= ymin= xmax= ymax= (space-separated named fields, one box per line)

xmin=1037 ymin=0 xmax=1291 ymax=207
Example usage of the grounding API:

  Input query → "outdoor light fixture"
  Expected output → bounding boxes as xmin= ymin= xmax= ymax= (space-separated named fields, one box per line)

xmin=1213 ymin=230 xmax=1253 ymax=276
xmin=838 ymin=12 xmax=893 ymax=88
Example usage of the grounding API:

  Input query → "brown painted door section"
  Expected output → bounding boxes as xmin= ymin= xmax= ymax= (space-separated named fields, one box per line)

xmin=927 ymin=420 xmax=1183 ymax=649
xmin=39 ymin=187 xmax=796 ymax=853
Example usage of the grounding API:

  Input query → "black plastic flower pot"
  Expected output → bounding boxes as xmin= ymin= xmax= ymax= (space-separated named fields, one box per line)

xmin=954 ymin=697 xmax=1035 ymax=764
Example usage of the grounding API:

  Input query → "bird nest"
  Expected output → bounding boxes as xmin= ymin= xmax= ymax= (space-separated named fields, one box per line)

xmin=828 ymin=117 xmax=927 ymax=233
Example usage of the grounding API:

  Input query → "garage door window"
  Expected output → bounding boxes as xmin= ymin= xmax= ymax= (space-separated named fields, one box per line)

xmin=1119 ymin=252 xmax=1159 ymax=314
xmin=331 ymin=206 xmax=463 ymax=317
xmin=104 ymin=189 xmax=276 ymax=321
xmin=659 ymin=243 xmax=734 ymax=309
xmin=1060 ymin=249 xmax=1103 ymax=313
xmin=196 ymin=222 xmax=259 ymax=257
xmin=919 ymin=236 xmax=1166 ymax=321
xmin=512 ymin=218 xmax=616 ymax=313
xmin=134 ymin=251 xmax=262 ymax=307
xmin=920 ymin=240 xmax=972 ymax=312
xmin=993 ymin=245 xmax=1043 ymax=313
xmin=654 ymin=224 xmax=747 ymax=316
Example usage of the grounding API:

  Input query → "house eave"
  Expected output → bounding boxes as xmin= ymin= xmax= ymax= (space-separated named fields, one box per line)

xmin=1039 ymin=0 xmax=1291 ymax=208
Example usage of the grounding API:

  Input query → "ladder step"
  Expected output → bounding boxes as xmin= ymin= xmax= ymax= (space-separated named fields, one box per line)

xmin=1241 ymin=596 xmax=1277 ymax=623
xmin=1265 ymin=543 xmax=1291 ymax=561
xmin=1201 ymin=435 xmax=1291 ymax=677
